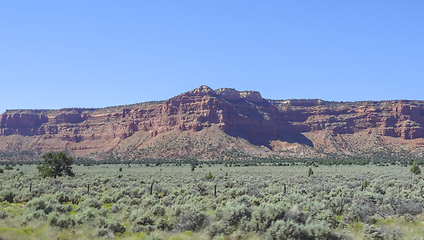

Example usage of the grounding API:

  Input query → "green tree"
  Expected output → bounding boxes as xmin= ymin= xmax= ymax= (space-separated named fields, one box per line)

xmin=410 ymin=161 xmax=421 ymax=175
xmin=308 ymin=167 xmax=313 ymax=177
xmin=205 ymin=171 xmax=214 ymax=180
xmin=363 ymin=179 xmax=368 ymax=191
xmin=37 ymin=152 xmax=75 ymax=178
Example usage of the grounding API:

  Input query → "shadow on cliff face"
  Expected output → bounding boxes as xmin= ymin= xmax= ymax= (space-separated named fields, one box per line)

xmin=226 ymin=128 xmax=314 ymax=149
xmin=278 ymin=131 xmax=314 ymax=148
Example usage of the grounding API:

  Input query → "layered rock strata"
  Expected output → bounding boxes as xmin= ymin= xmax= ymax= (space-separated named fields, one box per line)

xmin=1 ymin=86 xmax=424 ymax=160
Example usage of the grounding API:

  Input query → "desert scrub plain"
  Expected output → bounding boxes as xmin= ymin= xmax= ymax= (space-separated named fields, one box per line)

xmin=1 ymin=163 xmax=424 ymax=239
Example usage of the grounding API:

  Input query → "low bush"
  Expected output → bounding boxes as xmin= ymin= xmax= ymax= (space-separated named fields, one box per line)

xmin=107 ymin=219 xmax=126 ymax=234
xmin=131 ymin=213 xmax=155 ymax=233
xmin=265 ymin=220 xmax=309 ymax=240
xmin=151 ymin=204 xmax=166 ymax=216
xmin=0 ymin=210 xmax=8 ymax=219
xmin=363 ymin=224 xmax=384 ymax=240
xmin=0 ymin=189 xmax=15 ymax=203
xmin=25 ymin=197 xmax=55 ymax=214
xmin=55 ymin=191 xmax=70 ymax=204
xmin=174 ymin=208 xmax=210 ymax=232
xmin=156 ymin=217 xmax=172 ymax=231
xmin=77 ymin=197 xmax=101 ymax=210
xmin=74 ymin=207 xmax=98 ymax=224
xmin=48 ymin=212 xmax=75 ymax=228
xmin=129 ymin=208 xmax=145 ymax=222
xmin=250 ymin=203 xmax=285 ymax=233
xmin=397 ymin=199 xmax=422 ymax=216
xmin=304 ymin=219 xmax=339 ymax=240
xmin=23 ymin=209 xmax=48 ymax=224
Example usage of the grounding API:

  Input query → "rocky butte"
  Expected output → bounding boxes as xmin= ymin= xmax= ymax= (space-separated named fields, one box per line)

xmin=1 ymin=85 xmax=424 ymax=161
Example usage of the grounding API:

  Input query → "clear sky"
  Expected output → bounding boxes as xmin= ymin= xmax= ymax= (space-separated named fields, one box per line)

xmin=1 ymin=1 xmax=423 ymax=113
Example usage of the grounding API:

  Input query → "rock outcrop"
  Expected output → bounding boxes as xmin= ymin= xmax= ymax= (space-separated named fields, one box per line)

xmin=1 ymin=86 xmax=424 ymax=161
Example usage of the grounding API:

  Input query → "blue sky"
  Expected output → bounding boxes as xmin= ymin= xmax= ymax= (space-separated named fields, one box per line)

xmin=1 ymin=1 xmax=423 ymax=113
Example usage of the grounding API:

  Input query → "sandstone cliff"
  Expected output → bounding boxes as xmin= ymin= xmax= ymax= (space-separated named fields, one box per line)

xmin=1 ymin=86 xmax=424 ymax=161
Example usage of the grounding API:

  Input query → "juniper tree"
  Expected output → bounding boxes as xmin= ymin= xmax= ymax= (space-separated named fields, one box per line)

xmin=205 ymin=171 xmax=214 ymax=180
xmin=363 ymin=179 xmax=368 ymax=191
xmin=37 ymin=152 xmax=75 ymax=178
xmin=410 ymin=161 xmax=421 ymax=175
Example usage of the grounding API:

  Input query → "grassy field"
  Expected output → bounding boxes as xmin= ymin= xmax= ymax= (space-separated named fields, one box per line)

xmin=1 ymin=163 xmax=424 ymax=239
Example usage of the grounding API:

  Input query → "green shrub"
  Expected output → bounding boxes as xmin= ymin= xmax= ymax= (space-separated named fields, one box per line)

xmin=0 ymin=210 xmax=8 ymax=219
xmin=48 ymin=212 xmax=76 ymax=228
xmin=55 ymin=191 xmax=70 ymax=204
xmin=265 ymin=220 xmax=308 ymax=240
xmin=112 ymin=190 xmax=127 ymax=203
xmin=25 ymin=197 xmax=58 ymax=215
xmin=0 ymin=189 xmax=15 ymax=203
xmin=74 ymin=207 xmax=98 ymax=224
xmin=207 ymin=222 xmax=225 ymax=238
xmin=397 ymin=199 xmax=422 ymax=216
xmin=363 ymin=179 xmax=368 ymax=190
xmin=403 ymin=213 xmax=414 ymax=222
xmin=151 ymin=204 xmax=166 ymax=216
xmin=250 ymin=204 xmax=285 ymax=233
xmin=169 ymin=205 xmax=182 ymax=218
xmin=363 ymin=224 xmax=384 ymax=240
xmin=156 ymin=217 xmax=172 ymax=231
xmin=131 ymin=213 xmax=155 ymax=233
xmin=101 ymin=195 xmax=113 ymax=204
xmin=23 ymin=209 xmax=48 ymax=224
xmin=304 ymin=219 xmax=339 ymax=239
xmin=146 ymin=234 xmax=164 ymax=240
xmin=365 ymin=216 xmax=378 ymax=225
xmin=283 ymin=205 xmax=309 ymax=225
xmin=107 ymin=219 xmax=126 ymax=234
xmin=410 ymin=161 xmax=421 ymax=175
xmin=308 ymin=167 xmax=313 ymax=177
xmin=174 ymin=209 xmax=209 ymax=231
xmin=95 ymin=228 xmax=114 ymax=238
xmin=94 ymin=216 xmax=108 ymax=228
xmin=304 ymin=200 xmax=335 ymax=226
xmin=77 ymin=197 xmax=101 ymax=210
xmin=111 ymin=202 xmax=125 ymax=213
xmin=129 ymin=187 xmax=144 ymax=198
xmin=205 ymin=171 xmax=214 ymax=180
xmin=214 ymin=203 xmax=252 ymax=234
xmin=70 ymin=193 xmax=82 ymax=204
xmin=129 ymin=209 xmax=145 ymax=222
xmin=13 ymin=188 xmax=33 ymax=203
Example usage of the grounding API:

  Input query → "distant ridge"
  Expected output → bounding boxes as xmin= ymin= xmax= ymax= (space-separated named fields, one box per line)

xmin=1 ymin=85 xmax=424 ymax=161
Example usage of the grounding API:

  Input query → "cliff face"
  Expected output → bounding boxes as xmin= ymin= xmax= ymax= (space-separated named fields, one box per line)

xmin=1 ymin=86 xmax=424 ymax=160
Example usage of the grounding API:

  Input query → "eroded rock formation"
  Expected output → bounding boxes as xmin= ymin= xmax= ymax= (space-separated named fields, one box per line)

xmin=1 ymin=85 xmax=424 ymax=160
